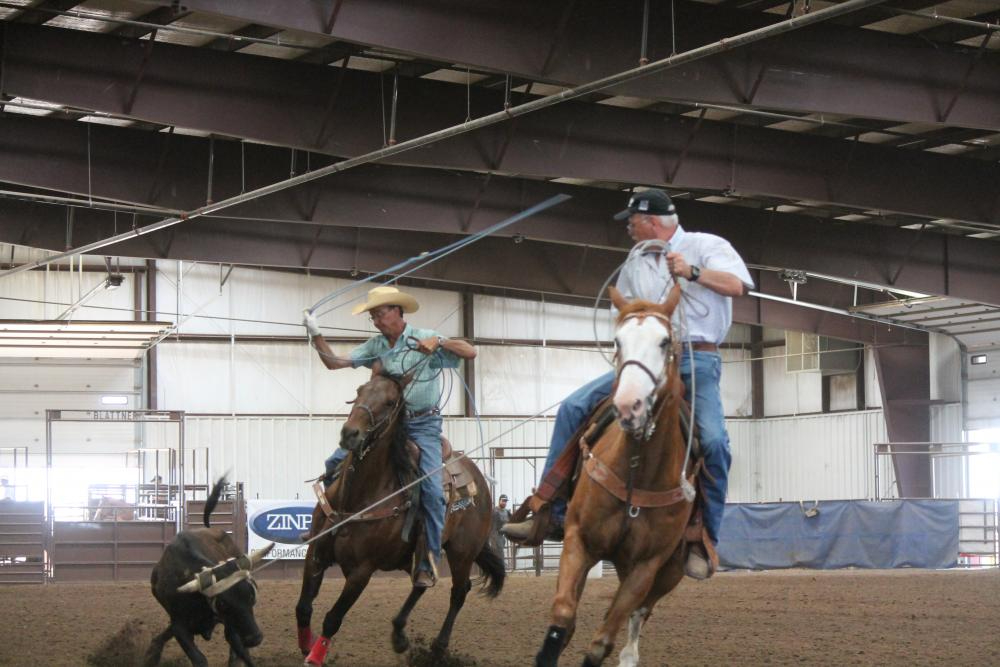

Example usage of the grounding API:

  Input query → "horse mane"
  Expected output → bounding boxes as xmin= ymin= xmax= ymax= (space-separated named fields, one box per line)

xmin=614 ymin=298 xmax=662 ymax=324
xmin=378 ymin=371 xmax=420 ymax=486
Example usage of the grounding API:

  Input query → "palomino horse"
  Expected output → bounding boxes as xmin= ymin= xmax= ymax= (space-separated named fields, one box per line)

xmin=536 ymin=285 xmax=698 ymax=667
xmin=295 ymin=370 xmax=505 ymax=665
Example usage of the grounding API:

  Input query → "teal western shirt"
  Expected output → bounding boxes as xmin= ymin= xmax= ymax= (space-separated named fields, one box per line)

xmin=350 ymin=323 xmax=460 ymax=413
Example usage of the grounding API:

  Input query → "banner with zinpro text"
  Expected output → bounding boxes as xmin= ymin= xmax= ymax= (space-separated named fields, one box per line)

xmin=247 ymin=499 xmax=315 ymax=560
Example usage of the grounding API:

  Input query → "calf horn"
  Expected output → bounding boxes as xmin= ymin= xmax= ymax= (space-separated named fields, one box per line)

xmin=249 ymin=542 xmax=275 ymax=567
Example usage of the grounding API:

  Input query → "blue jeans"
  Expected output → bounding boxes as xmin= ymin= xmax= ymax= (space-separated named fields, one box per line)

xmin=544 ymin=352 xmax=731 ymax=544
xmin=325 ymin=414 xmax=446 ymax=571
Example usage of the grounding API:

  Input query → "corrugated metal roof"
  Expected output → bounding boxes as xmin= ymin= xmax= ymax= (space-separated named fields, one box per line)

xmin=851 ymin=297 xmax=1000 ymax=351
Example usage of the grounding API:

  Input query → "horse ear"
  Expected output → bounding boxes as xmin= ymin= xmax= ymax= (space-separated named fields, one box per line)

xmin=608 ymin=286 xmax=629 ymax=312
xmin=661 ymin=284 xmax=682 ymax=317
xmin=399 ymin=371 xmax=416 ymax=388
xmin=370 ymin=359 xmax=384 ymax=377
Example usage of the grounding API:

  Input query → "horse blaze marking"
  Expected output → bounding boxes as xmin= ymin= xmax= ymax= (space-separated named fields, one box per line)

xmin=266 ymin=513 xmax=311 ymax=531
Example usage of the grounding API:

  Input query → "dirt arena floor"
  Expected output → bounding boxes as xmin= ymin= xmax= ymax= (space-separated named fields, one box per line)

xmin=2 ymin=568 xmax=999 ymax=666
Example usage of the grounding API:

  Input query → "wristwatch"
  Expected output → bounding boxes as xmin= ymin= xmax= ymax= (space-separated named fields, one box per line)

xmin=436 ymin=336 xmax=447 ymax=347
xmin=689 ymin=265 xmax=702 ymax=282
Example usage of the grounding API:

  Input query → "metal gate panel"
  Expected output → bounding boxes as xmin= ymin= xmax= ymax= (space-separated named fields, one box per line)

xmin=187 ymin=493 xmax=246 ymax=551
xmin=0 ymin=501 xmax=45 ymax=584
xmin=958 ymin=498 xmax=998 ymax=565
xmin=51 ymin=520 xmax=176 ymax=582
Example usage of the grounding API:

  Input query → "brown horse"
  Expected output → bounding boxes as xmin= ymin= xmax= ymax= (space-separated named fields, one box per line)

xmin=536 ymin=286 xmax=698 ymax=667
xmin=295 ymin=370 xmax=505 ymax=665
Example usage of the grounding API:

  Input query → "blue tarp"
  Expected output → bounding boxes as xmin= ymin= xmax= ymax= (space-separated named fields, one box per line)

xmin=716 ymin=499 xmax=959 ymax=570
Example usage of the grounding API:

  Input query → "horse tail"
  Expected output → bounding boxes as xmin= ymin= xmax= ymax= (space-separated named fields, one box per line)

xmin=473 ymin=542 xmax=506 ymax=598
xmin=203 ymin=476 xmax=226 ymax=527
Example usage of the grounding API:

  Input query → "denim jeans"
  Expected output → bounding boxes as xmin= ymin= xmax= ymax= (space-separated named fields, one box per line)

xmin=325 ymin=414 xmax=446 ymax=570
xmin=543 ymin=351 xmax=731 ymax=544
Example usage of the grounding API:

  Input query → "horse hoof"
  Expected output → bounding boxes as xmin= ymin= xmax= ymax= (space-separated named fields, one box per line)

xmin=536 ymin=625 xmax=567 ymax=667
xmin=391 ymin=630 xmax=409 ymax=654
xmin=431 ymin=640 xmax=447 ymax=657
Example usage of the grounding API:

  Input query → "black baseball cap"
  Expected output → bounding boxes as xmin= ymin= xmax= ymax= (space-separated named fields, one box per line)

xmin=499 ymin=494 xmax=508 ymax=501
xmin=613 ymin=189 xmax=676 ymax=220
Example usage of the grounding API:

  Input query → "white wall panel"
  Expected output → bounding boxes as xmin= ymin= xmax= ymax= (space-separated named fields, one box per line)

xmin=156 ymin=261 xmax=231 ymax=335
xmin=0 ymin=359 xmax=140 ymax=479
xmin=865 ymin=347 xmax=883 ymax=408
xmin=181 ymin=411 xmax=890 ymax=504
xmin=720 ymin=348 xmax=752 ymax=417
xmin=727 ymin=410 xmax=888 ymax=503
xmin=0 ymin=269 xmax=135 ymax=321
xmin=724 ymin=323 xmax=752 ymax=345
xmin=0 ymin=362 xmax=136 ymax=391
xmin=157 ymin=342 xmax=233 ymax=413
xmin=184 ymin=416 xmax=341 ymax=500
xmin=967 ymin=377 xmax=1000 ymax=430
xmin=763 ymin=346 xmax=822 ymax=416
xmin=0 ymin=244 xmax=144 ymax=269
xmin=157 ymin=340 xmax=465 ymax=415
xmin=828 ymin=374 xmax=857 ymax=412
xmin=475 ymin=345 xmax=610 ymax=415
xmin=183 ymin=415 xmax=555 ymax=502
xmin=967 ymin=346 xmax=1000 ymax=430
xmin=474 ymin=295 xmax=613 ymax=342
xmin=930 ymin=403 xmax=967 ymax=498
xmin=725 ymin=418 xmax=758 ymax=500
xmin=156 ymin=262 xmax=462 ymax=338
xmin=929 ymin=333 xmax=962 ymax=402
xmin=445 ymin=417 xmax=555 ymax=505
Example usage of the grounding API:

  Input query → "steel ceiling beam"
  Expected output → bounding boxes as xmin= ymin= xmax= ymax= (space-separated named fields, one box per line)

xmin=872 ymin=342 xmax=933 ymax=497
xmin=0 ymin=200 xmax=920 ymax=346
xmin=0 ymin=0 xmax=899 ymax=277
xmin=2 ymin=24 xmax=999 ymax=228
xmin=128 ymin=0 xmax=1000 ymax=130
xmin=1 ymin=117 xmax=999 ymax=305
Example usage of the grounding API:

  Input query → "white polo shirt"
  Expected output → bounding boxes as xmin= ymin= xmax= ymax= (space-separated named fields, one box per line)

xmin=614 ymin=224 xmax=754 ymax=344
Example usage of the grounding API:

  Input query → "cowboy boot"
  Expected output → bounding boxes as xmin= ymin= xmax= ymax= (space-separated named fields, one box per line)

xmin=684 ymin=544 xmax=711 ymax=580
xmin=412 ymin=549 xmax=438 ymax=589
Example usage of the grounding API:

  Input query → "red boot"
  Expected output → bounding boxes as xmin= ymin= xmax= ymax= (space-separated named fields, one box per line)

xmin=304 ymin=636 xmax=331 ymax=665
xmin=297 ymin=626 xmax=315 ymax=656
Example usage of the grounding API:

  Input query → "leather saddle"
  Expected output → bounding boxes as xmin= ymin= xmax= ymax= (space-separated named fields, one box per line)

xmin=507 ymin=398 xmax=706 ymax=548
xmin=404 ymin=436 xmax=478 ymax=505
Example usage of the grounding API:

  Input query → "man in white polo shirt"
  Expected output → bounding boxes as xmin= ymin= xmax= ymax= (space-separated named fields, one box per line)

xmin=503 ymin=189 xmax=754 ymax=579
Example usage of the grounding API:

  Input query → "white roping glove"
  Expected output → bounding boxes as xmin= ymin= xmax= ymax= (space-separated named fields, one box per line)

xmin=302 ymin=309 xmax=321 ymax=337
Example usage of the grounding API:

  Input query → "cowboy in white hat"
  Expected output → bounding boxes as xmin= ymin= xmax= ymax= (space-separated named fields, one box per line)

xmin=303 ymin=285 xmax=476 ymax=588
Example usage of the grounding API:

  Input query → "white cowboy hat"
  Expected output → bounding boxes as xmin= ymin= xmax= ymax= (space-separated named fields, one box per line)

xmin=351 ymin=285 xmax=420 ymax=315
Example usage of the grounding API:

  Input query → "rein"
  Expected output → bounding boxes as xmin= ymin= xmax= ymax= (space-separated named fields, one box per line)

xmin=594 ymin=305 xmax=692 ymax=532
xmin=348 ymin=397 xmax=403 ymax=463
xmin=319 ymin=378 xmax=411 ymax=525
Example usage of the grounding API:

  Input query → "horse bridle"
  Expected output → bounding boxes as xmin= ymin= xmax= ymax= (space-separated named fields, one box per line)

xmin=347 ymin=381 xmax=404 ymax=462
xmin=614 ymin=310 xmax=677 ymax=440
